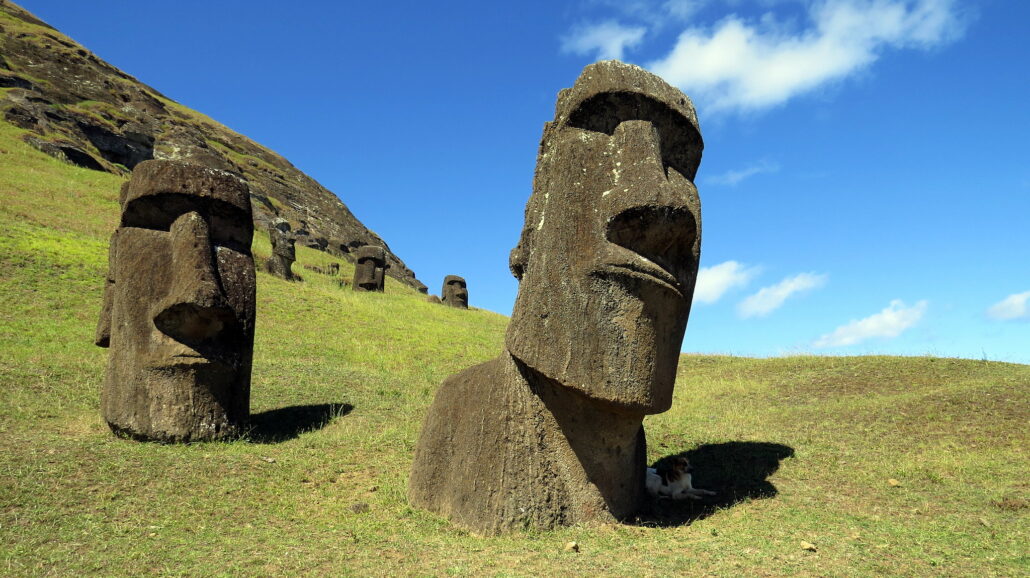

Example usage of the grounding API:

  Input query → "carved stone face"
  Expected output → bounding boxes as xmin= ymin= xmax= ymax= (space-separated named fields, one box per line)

xmin=442 ymin=275 xmax=468 ymax=309
xmin=269 ymin=218 xmax=295 ymax=261
xmin=353 ymin=245 xmax=387 ymax=292
xmin=96 ymin=160 xmax=255 ymax=441
xmin=506 ymin=61 xmax=703 ymax=414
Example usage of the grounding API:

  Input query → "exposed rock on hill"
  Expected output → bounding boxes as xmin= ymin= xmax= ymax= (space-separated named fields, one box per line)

xmin=0 ymin=0 xmax=425 ymax=292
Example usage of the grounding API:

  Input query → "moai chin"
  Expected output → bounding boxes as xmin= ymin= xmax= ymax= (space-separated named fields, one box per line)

xmin=352 ymin=245 xmax=387 ymax=292
xmin=409 ymin=60 xmax=704 ymax=534
xmin=441 ymin=275 xmax=468 ymax=309
xmin=266 ymin=218 xmax=296 ymax=281
xmin=95 ymin=160 xmax=256 ymax=442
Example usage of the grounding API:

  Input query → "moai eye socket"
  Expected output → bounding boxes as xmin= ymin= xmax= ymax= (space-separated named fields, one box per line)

xmin=121 ymin=194 xmax=252 ymax=252
xmin=566 ymin=92 xmax=703 ymax=181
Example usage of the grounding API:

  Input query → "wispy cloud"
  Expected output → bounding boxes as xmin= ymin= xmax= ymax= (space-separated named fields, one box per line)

xmin=738 ymin=272 xmax=827 ymax=318
xmin=663 ymin=0 xmax=709 ymax=21
xmin=561 ymin=21 xmax=647 ymax=60
xmin=707 ymin=159 xmax=780 ymax=186
xmin=568 ymin=0 xmax=967 ymax=114
xmin=987 ymin=291 xmax=1030 ymax=321
xmin=694 ymin=260 xmax=760 ymax=304
xmin=813 ymin=299 xmax=928 ymax=347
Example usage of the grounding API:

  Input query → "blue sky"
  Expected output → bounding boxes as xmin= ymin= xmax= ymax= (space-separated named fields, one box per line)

xmin=20 ymin=0 xmax=1029 ymax=363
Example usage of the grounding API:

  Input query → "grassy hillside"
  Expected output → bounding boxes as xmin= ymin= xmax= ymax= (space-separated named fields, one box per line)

xmin=1 ymin=116 xmax=1027 ymax=576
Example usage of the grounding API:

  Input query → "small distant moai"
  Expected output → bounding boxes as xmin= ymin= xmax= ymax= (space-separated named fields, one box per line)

xmin=352 ymin=245 xmax=388 ymax=292
xmin=409 ymin=60 xmax=704 ymax=533
xmin=95 ymin=160 xmax=256 ymax=442
xmin=441 ymin=275 xmax=468 ymax=309
xmin=266 ymin=218 xmax=296 ymax=281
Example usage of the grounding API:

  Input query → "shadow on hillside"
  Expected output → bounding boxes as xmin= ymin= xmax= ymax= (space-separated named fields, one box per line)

xmin=636 ymin=441 xmax=795 ymax=527
xmin=247 ymin=403 xmax=353 ymax=444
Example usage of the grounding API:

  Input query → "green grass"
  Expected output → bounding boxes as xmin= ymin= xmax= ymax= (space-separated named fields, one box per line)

xmin=1 ymin=117 xmax=1028 ymax=576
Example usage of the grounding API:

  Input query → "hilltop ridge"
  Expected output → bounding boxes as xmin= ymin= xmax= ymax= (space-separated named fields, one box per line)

xmin=0 ymin=0 xmax=426 ymax=291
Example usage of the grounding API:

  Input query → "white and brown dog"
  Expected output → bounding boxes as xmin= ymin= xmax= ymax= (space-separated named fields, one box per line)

xmin=646 ymin=456 xmax=717 ymax=500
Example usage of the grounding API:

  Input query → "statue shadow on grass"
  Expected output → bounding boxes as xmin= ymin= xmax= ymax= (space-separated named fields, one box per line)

xmin=636 ymin=441 xmax=795 ymax=527
xmin=246 ymin=403 xmax=353 ymax=444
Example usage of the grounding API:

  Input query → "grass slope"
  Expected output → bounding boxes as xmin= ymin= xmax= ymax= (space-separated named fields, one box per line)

xmin=1 ymin=118 xmax=1027 ymax=576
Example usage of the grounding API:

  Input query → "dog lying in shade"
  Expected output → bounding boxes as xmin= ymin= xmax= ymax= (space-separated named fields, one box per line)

xmin=646 ymin=456 xmax=717 ymax=500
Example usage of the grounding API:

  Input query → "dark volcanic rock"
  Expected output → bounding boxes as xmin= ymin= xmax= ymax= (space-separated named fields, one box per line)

xmin=77 ymin=120 xmax=154 ymax=169
xmin=409 ymin=60 xmax=704 ymax=534
xmin=23 ymin=134 xmax=104 ymax=170
xmin=96 ymin=160 xmax=256 ymax=442
xmin=0 ymin=1 xmax=424 ymax=291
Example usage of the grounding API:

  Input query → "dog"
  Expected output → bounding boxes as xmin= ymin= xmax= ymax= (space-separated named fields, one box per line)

xmin=646 ymin=456 xmax=716 ymax=500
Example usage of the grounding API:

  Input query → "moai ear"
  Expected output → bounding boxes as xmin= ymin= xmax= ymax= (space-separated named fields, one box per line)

xmin=117 ymin=181 xmax=131 ymax=209
xmin=509 ymin=244 xmax=527 ymax=281
xmin=95 ymin=230 xmax=118 ymax=347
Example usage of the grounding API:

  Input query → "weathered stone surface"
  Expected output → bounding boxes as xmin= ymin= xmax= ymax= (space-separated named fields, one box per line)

xmin=409 ymin=60 xmax=704 ymax=534
xmin=266 ymin=218 xmax=296 ymax=280
xmin=353 ymin=245 xmax=387 ymax=292
xmin=95 ymin=160 xmax=256 ymax=442
xmin=441 ymin=275 xmax=468 ymax=309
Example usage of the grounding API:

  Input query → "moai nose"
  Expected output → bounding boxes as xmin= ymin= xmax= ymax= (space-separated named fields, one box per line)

xmin=153 ymin=211 xmax=235 ymax=343
xmin=611 ymin=120 xmax=666 ymax=194
xmin=605 ymin=120 xmax=699 ymax=287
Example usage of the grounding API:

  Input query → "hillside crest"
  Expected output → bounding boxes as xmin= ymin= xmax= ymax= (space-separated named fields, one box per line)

xmin=0 ymin=0 xmax=426 ymax=291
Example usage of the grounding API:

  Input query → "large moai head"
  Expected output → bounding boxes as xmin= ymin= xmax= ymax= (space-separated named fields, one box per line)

xmin=352 ymin=245 xmax=387 ymax=292
xmin=95 ymin=160 xmax=256 ymax=442
xmin=266 ymin=218 xmax=296 ymax=280
xmin=506 ymin=60 xmax=703 ymax=414
xmin=441 ymin=275 xmax=468 ymax=309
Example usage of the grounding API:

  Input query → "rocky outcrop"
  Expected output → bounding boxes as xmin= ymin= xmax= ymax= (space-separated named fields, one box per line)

xmin=0 ymin=1 xmax=423 ymax=290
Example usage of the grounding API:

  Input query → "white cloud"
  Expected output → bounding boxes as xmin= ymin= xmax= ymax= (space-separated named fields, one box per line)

xmin=561 ymin=21 xmax=647 ymax=60
xmin=645 ymin=0 xmax=967 ymax=113
xmin=694 ymin=260 xmax=759 ymax=304
xmin=813 ymin=299 xmax=928 ymax=348
xmin=707 ymin=159 xmax=780 ymax=186
xmin=987 ymin=291 xmax=1030 ymax=321
xmin=738 ymin=272 xmax=827 ymax=317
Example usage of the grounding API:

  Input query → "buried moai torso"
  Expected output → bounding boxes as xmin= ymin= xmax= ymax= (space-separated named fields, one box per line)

xmin=266 ymin=218 xmax=296 ymax=280
xmin=95 ymin=160 xmax=256 ymax=442
xmin=441 ymin=275 xmax=468 ymax=309
xmin=409 ymin=60 xmax=703 ymax=534
xmin=352 ymin=245 xmax=387 ymax=292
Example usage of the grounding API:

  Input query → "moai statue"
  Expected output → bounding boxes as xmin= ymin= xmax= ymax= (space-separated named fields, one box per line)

xmin=266 ymin=218 xmax=296 ymax=281
xmin=409 ymin=61 xmax=703 ymax=534
xmin=352 ymin=245 xmax=388 ymax=292
xmin=95 ymin=160 xmax=256 ymax=442
xmin=441 ymin=275 xmax=468 ymax=309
